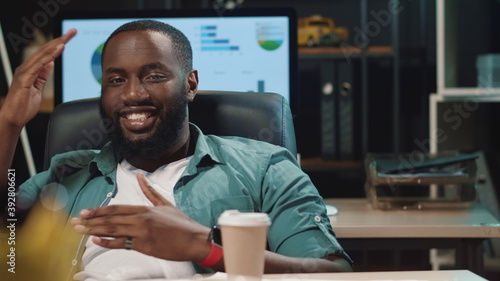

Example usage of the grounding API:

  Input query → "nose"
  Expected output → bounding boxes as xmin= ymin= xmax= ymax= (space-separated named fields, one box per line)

xmin=122 ymin=78 xmax=149 ymax=104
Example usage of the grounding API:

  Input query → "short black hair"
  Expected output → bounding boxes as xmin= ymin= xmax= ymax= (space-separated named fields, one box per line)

xmin=101 ymin=19 xmax=193 ymax=73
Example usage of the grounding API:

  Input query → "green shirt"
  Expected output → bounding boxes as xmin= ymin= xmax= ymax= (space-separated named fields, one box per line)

xmin=19 ymin=124 xmax=352 ymax=264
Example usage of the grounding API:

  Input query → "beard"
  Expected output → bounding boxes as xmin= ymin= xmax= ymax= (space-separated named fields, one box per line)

xmin=100 ymin=89 xmax=189 ymax=160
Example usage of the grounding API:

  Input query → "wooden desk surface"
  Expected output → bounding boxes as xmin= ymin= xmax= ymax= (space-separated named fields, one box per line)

xmin=263 ymin=270 xmax=487 ymax=281
xmin=135 ymin=270 xmax=487 ymax=281
xmin=325 ymin=198 xmax=500 ymax=238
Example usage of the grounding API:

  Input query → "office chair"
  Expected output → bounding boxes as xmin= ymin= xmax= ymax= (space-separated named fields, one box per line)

xmin=43 ymin=91 xmax=297 ymax=170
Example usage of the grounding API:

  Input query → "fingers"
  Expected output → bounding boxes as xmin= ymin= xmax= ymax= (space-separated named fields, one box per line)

xmin=35 ymin=28 xmax=77 ymax=59
xmin=70 ymin=208 xmax=143 ymax=237
xmin=33 ymin=61 xmax=54 ymax=91
xmin=70 ymin=208 xmax=141 ymax=251
xmin=71 ymin=205 xmax=145 ymax=236
xmin=23 ymin=28 xmax=76 ymax=66
xmin=69 ymin=203 xmax=211 ymax=260
xmin=13 ymin=29 xmax=77 ymax=82
xmin=137 ymin=172 xmax=171 ymax=206
xmin=79 ymin=204 xmax=148 ymax=219
xmin=70 ymin=212 xmax=137 ymax=228
xmin=59 ymin=28 xmax=78 ymax=44
xmin=73 ymin=220 xmax=139 ymax=238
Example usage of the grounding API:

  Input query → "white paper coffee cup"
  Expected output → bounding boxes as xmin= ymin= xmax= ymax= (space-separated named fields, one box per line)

xmin=218 ymin=210 xmax=271 ymax=279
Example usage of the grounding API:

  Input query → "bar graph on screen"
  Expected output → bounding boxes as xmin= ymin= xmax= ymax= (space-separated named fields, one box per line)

xmin=200 ymin=25 xmax=240 ymax=51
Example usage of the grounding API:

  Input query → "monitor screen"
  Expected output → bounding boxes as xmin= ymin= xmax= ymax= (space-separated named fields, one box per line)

xmin=54 ymin=8 xmax=297 ymax=110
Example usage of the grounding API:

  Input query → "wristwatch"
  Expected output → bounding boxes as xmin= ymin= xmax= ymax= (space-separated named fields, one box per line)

xmin=211 ymin=226 xmax=222 ymax=247
xmin=198 ymin=226 xmax=223 ymax=268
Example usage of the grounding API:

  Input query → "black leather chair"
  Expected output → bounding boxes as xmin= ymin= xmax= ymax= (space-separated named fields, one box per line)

xmin=43 ymin=91 xmax=296 ymax=170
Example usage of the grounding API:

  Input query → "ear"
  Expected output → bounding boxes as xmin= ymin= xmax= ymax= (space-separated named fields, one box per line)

xmin=186 ymin=69 xmax=198 ymax=102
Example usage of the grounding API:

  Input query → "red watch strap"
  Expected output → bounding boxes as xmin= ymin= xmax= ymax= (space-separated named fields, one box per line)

xmin=198 ymin=242 xmax=223 ymax=268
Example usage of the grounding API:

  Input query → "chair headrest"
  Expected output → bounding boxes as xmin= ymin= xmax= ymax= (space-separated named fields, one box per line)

xmin=44 ymin=91 xmax=296 ymax=170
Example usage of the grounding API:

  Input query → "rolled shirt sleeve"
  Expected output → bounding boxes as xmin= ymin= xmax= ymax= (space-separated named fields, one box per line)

xmin=260 ymin=148 xmax=352 ymax=264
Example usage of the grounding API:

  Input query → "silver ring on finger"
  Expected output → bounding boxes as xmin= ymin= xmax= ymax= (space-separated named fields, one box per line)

xmin=125 ymin=237 xmax=133 ymax=250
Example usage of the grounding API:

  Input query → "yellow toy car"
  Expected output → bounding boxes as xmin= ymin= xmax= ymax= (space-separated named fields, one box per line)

xmin=298 ymin=15 xmax=349 ymax=47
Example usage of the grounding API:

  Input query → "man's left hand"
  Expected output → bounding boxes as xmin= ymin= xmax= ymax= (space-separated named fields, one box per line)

xmin=70 ymin=173 xmax=211 ymax=262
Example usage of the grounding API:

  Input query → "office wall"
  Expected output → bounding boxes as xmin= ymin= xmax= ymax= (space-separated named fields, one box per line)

xmin=3 ymin=0 xmax=497 ymax=188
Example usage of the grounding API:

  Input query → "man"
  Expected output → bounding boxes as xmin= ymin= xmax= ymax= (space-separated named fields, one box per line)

xmin=1 ymin=20 xmax=352 ymax=279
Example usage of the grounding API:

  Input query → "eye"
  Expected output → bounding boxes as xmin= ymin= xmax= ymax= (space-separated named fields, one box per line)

xmin=145 ymin=73 xmax=167 ymax=82
xmin=107 ymin=76 xmax=125 ymax=85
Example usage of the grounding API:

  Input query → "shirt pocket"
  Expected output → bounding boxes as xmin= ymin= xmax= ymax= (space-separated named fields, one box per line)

xmin=210 ymin=196 xmax=255 ymax=226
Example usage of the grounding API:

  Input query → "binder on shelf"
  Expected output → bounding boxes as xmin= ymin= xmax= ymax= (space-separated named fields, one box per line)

xmin=320 ymin=61 xmax=336 ymax=160
xmin=337 ymin=60 xmax=354 ymax=160
xmin=320 ymin=59 xmax=360 ymax=161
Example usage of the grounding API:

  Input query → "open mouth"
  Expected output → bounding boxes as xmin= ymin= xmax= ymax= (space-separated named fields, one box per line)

xmin=119 ymin=106 xmax=158 ymax=133
xmin=125 ymin=112 xmax=152 ymax=123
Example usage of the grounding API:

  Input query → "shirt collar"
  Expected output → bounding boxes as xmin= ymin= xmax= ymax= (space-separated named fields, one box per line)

xmin=88 ymin=123 xmax=224 ymax=177
xmin=188 ymin=123 xmax=224 ymax=166
xmin=89 ymin=142 xmax=119 ymax=176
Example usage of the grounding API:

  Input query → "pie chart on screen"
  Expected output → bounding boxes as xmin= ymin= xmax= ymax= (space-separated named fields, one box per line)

xmin=256 ymin=22 xmax=284 ymax=51
xmin=91 ymin=43 xmax=104 ymax=84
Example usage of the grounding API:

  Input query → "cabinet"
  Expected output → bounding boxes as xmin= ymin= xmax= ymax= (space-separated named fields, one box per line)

xmin=429 ymin=0 xmax=500 ymax=267
xmin=430 ymin=0 xmax=500 ymax=153
xmin=235 ymin=0 xmax=424 ymax=162
xmin=435 ymin=0 xmax=500 ymax=96
xmin=298 ymin=46 xmax=397 ymax=161
xmin=295 ymin=0 xmax=406 ymax=198
xmin=296 ymin=0 xmax=403 ymax=162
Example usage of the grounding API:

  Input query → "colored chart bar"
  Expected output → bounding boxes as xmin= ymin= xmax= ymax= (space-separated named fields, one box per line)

xmin=201 ymin=46 xmax=239 ymax=51
xmin=201 ymin=33 xmax=216 ymax=37
xmin=201 ymin=25 xmax=216 ymax=30
xmin=258 ymin=80 xmax=265 ymax=92
xmin=201 ymin=39 xmax=230 ymax=44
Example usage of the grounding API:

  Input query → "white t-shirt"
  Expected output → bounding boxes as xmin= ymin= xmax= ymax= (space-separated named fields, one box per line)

xmin=74 ymin=157 xmax=196 ymax=281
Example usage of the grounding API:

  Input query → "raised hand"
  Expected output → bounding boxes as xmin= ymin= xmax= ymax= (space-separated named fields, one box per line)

xmin=0 ymin=29 xmax=76 ymax=190
xmin=1 ymin=28 xmax=77 ymax=128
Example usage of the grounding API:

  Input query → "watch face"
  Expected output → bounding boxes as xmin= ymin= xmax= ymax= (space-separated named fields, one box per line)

xmin=212 ymin=226 xmax=222 ymax=247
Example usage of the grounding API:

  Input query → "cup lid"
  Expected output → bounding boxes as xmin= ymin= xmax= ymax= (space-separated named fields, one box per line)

xmin=218 ymin=210 xmax=271 ymax=226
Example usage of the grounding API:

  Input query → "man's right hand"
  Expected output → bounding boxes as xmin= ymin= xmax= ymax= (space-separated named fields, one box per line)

xmin=1 ymin=28 xmax=77 ymax=129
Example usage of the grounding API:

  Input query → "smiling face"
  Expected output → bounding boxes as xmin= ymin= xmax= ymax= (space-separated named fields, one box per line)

xmin=100 ymin=30 xmax=198 ymax=161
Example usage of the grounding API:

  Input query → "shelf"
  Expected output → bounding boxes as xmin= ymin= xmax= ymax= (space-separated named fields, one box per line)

xmin=300 ymin=157 xmax=363 ymax=170
xmin=0 ymin=97 xmax=54 ymax=113
xmin=437 ymin=0 xmax=499 ymax=92
xmin=299 ymin=46 xmax=394 ymax=59
xmin=296 ymin=0 xmax=402 ymax=159
xmin=438 ymin=88 xmax=500 ymax=97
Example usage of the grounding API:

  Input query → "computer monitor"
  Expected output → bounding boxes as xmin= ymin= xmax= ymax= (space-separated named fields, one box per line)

xmin=53 ymin=8 xmax=298 ymax=111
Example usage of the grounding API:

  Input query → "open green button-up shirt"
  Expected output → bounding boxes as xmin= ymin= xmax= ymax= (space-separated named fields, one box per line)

xmin=19 ymin=124 xmax=352 ymax=271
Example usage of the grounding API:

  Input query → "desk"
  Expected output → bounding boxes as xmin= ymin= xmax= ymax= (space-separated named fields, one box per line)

xmin=135 ymin=270 xmax=487 ymax=281
xmin=264 ymin=270 xmax=486 ymax=280
xmin=325 ymin=198 xmax=500 ymax=275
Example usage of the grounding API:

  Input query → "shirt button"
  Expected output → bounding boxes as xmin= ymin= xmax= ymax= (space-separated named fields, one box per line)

xmin=106 ymin=192 xmax=113 ymax=197
xmin=314 ymin=215 xmax=322 ymax=222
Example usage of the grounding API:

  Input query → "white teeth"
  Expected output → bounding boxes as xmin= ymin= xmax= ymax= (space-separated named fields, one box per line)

xmin=126 ymin=112 xmax=150 ymax=121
